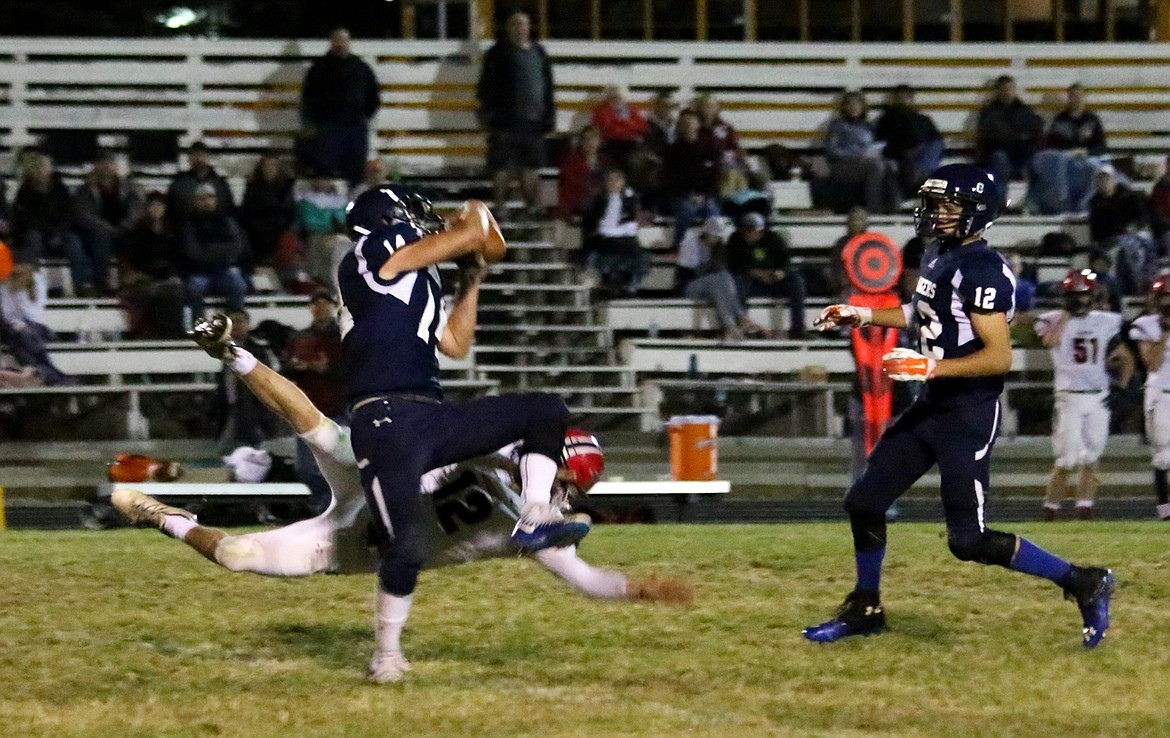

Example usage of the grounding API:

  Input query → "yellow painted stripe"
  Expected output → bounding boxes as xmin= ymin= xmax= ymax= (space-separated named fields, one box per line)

xmin=0 ymin=485 xmax=6 ymax=531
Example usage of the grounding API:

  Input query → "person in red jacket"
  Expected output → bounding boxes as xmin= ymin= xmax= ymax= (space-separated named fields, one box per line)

xmin=591 ymin=84 xmax=649 ymax=168
xmin=556 ymin=126 xmax=613 ymax=222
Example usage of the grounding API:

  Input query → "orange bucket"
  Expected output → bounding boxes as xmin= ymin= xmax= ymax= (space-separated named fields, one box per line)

xmin=668 ymin=415 xmax=720 ymax=481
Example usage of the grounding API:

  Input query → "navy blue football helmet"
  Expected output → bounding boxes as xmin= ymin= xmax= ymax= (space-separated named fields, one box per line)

xmin=345 ymin=183 xmax=446 ymax=240
xmin=914 ymin=163 xmax=1000 ymax=242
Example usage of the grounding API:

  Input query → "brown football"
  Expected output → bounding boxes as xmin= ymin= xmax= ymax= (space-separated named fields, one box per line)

xmin=462 ymin=199 xmax=507 ymax=263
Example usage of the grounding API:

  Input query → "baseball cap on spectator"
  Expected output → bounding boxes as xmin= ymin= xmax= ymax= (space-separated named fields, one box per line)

xmin=194 ymin=182 xmax=217 ymax=197
xmin=701 ymin=216 xmax=726 ymax=239
xmin=740 ymin=212 xmax=766 ymax=232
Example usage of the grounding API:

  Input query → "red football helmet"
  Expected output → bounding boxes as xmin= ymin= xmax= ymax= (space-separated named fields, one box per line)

xmin=560 ymin=428 xmax=604 ymax=499
xmin=1061 ymin=269 xmax=1097 ymax=294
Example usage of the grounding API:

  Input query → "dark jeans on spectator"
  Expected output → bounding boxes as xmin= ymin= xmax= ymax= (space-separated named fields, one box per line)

xmin=734 ymin=271 xmax=808 ymax=337
xmin=827 ymin=156 xmax=899 ymax=214
xmin=587 ymin=236 xmax=650 ymax=296
xmin=893 ymin=139 xmax=946 ymax=199
xmin=19 ymin=228 xmax=105 ymax=293
xmin=313 ymin=121 xmax=369 ymax=186
xmin=186 ymin=267 xmax=248 ymax=319
xmin=74 ymin=226 xmax=115 ymax=292
xmin=0 ymin=318 xmax=70 ymax=384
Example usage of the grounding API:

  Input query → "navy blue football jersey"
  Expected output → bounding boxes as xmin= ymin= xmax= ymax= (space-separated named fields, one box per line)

xmin=910 ymin=238 xmax=1016 ymax=405
xmin=338 ymin=222 xmax=446 ymax=402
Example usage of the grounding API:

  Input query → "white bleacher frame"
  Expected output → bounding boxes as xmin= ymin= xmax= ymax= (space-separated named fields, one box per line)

xmin=6 ymin=39 xmax=1170 ymax=175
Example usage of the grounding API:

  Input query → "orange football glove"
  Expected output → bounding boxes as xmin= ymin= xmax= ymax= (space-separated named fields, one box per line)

xmin=882 ymin=347 xmax=936 ymax=381
xmin=813 ymin=304 xmax=873 ymax=331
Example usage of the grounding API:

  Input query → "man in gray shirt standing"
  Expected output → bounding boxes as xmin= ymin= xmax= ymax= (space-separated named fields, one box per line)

xmin=476 ymin=11 xmax=556 ymax=218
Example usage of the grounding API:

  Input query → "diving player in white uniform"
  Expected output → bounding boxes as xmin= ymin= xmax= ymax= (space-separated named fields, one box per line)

xmin=1033 ymin=269 xmax=1128 ymax=520
xmin=113 ymin=315 xmax=693 ymax=682
xmin=1129 ymin=273 xmax=1170 ymax=520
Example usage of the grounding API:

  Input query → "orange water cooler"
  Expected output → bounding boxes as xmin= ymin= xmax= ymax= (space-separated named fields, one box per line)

xmin=668 ymin=415 xmax=720 ymax=481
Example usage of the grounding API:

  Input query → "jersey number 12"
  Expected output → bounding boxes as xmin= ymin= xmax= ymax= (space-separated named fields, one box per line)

xmin=974 ymin=287 xmax=997 ymax=310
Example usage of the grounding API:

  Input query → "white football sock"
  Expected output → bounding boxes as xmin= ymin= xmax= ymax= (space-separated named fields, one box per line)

xmin=520 ymin=453 xmax=557 ymax=508
xmin=162 ymin=515 xmax=197 ymax=540
xmin=376 ymin=590 xmax=412 ymax=653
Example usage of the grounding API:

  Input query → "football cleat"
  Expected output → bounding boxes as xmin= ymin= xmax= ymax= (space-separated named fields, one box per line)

xmin=111 ymin=488 xmax=196 ymax=533
xmin=803 ymin=590 xmax=887 ymax=643
xmin=1063 ymin=566 xmax=1115 ymax=648
xmin=510 ymin=503 xmax=591 ymax=551
xmin=367 ymin=649 xmax=412 ymax=684
xmin=188 ymin=313 xmax=237 ymax=362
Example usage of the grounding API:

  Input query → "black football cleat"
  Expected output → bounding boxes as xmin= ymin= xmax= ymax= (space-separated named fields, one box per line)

xmin=1062 ymin=566 xmax=1114 ymax=648
xmin=803 ymin=590 xmax=886 ymax=643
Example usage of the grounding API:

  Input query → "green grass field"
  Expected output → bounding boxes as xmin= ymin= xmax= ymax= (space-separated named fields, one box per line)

xmin=2 ymin=522 xmax=1168 ymax=738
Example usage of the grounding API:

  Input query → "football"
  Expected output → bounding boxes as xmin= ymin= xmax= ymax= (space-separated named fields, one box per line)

xmin=461 ymin=199 xmax=507 ymax=263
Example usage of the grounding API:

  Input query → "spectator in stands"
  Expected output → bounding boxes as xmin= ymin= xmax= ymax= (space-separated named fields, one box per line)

xmin=72 ymin=150 xmax=143 ymax=295
xmin=1029 ymin=84 xmax=1108 ymax=215
xmin=823 ymin=91 xmax=899 ymax=215
xmin=975 ymin=75 xmax=1044 ymax=202
xmin=591 ymin=84 xmax=649 ymax=168
xmin=1007 ymin=252 xmax=1037 ymax=312
xmin=282 ymin=289 xmax=345 ymax=514
xmin=678 ymin=217 xmax=773 ymax=341
xmin=695 ymin=93 xmax=764 ymax=205
xmin=118 ymin=192 xmax=185 ymax=339
xmin=661 ymin=109 xmax=722 ymax=248
xmin=631 ymin=89 xmax=679 ymax=207
xmin=1088 ymin=248 xmax=1123 ymax=312
xmin=167 ymin=141 xmax=236 ymax=221
xmin=826 ymin=206 xmax=871 ymax=296
xmin=11 ymin=152 xmax=94 ymax=296
xmin=0 ymin=259 xmax=72 ymax=385
xmin=581 ymin=168 xmax=649 ymax=296
xmin=296 ymin=176 xmax=350 ymax=289
xmin=1148 ymin=154 xmax=1170 ymax=255
xmin=556 ymin=125 xmax=612 ymax=223
xmin=239 ymin=151 xmax=296 ymax=278
xmin=477 ymin=10 xmax=556 ymax=218
xmin=1090 ymin=166 xmax=1154 ymax=295
xmin=300 ymin=28 xmax=381 ymax=186
xmin=873 ymin=84 xmax=945 ymax=199
xmin=177 ymin=183 xmax=249 ymax=319
xmin=216 ymin=307 xmax=277 ymax=454
xmin=727 ymin=212 xmax=807 ymax=338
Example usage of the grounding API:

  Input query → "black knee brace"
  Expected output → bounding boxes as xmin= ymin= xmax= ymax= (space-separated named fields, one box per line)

xmin=946 ymin=528 xmax=1017 ymax=568
xmin=378 ymin=546 xmax=426 ymax=597
xmin=847 ymin=507 xmax=888 ymax=552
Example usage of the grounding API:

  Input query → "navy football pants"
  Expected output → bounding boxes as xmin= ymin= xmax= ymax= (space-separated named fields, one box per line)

xmin=845 ymin=398 xmax=1001 ymax=534
xmin=350 ymin=392 xmax=569 ymax=596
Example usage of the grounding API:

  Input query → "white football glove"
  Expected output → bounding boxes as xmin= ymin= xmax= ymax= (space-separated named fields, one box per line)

xmin=813 ymin=304 xmax=873 ymax=331
xmin=882 ymin=347 xmax=937 ymax=382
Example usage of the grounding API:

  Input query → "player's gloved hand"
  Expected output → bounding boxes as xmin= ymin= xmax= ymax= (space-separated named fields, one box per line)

xmin=188 ymin=313 xmax=238 ymax=363
xmin=882 ymin=347 xmax=936 ymax=381
xmin=813 ymin=304 xmax=873 ymax=331
xmin=628 ymin=576 xmax=695 ymax=606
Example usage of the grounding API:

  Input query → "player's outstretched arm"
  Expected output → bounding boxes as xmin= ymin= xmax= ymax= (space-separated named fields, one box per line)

xmin=190 ymin=315 xmax=323 ymax=434
xmin=533 ymin=546 xmax=694 ymax=605
xmin=377 ymin=200 xmax=503 ymax=281
xmin=814 ymin=304 xmax=908 ymax=331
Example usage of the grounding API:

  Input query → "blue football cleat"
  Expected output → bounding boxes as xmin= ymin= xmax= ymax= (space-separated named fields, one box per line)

xmin=1064 ymin=566 xmax=1114 ymax=649
xmin=511 ymin=509 xmax=591 ymax=551
xmin=802 ymin=590 xmax=886 ymax=643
